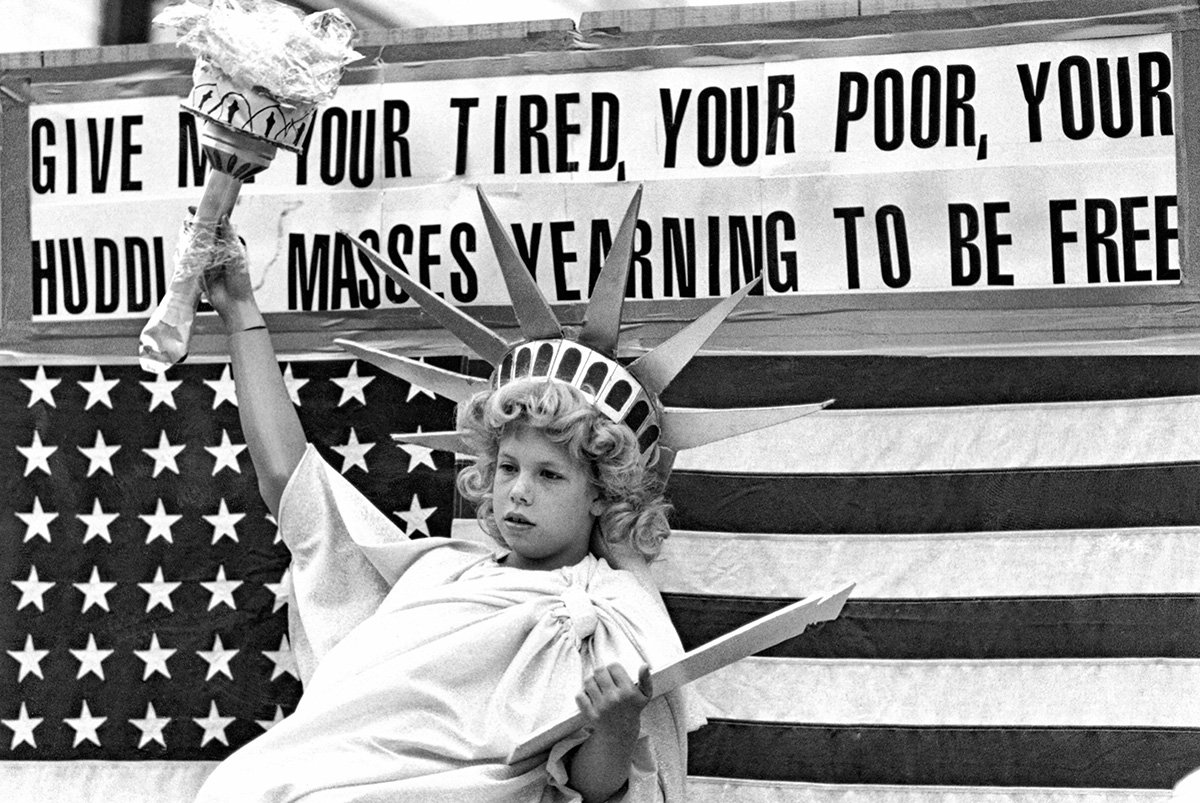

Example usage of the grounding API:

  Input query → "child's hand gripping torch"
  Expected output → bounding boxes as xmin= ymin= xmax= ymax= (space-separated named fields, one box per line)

xmin=138 ymin=0 xmax=358 ymax=372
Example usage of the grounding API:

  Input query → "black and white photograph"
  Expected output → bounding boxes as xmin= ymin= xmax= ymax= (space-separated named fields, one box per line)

xmin=1 ymin=0 xmax=1198 ymax=800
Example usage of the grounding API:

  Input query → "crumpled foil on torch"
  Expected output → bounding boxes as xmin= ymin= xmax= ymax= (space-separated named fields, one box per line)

xmin=154 ymin=0 xmax=360 ymax=107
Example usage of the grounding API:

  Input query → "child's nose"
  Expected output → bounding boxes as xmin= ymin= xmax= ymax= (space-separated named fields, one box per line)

xmin=510 ymin=472 xmax=533 ymax=502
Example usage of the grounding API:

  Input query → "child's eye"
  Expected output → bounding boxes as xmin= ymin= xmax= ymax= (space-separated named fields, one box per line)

xmin=541 ymin=469 xmax=562 ymax=480
xmin=498 ymin=462 xmax=516 ymax=474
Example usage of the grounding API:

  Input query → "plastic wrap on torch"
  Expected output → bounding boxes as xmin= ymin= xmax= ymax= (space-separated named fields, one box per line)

xmin=138 ymin=0 xmax=359 ymax=372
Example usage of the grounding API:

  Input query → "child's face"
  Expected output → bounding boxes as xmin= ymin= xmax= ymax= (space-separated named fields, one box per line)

xmin=491 ymin=424 xmax=602 ymax=571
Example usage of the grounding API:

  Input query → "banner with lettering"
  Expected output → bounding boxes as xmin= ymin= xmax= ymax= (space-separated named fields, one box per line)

xmin=28 ymin=32 xmax=1178 ymax=321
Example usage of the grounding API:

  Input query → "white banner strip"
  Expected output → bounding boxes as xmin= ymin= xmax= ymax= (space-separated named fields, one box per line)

xmin=686 ymin=776 xmax=1174 ymax=803
xmin=694 ymin=656 xmax=1200 ymax=727
xmin=650 ymin=527 xmax=1200 ymax=598
xmin=26 ymin=34 xmax=1182 ymax=321
xmin=672 ymin=396 xmax=1200 ymax=474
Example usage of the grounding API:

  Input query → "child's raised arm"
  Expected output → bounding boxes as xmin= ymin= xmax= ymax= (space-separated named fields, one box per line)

xmin=200 ymin=219 xmax=306 ymax=516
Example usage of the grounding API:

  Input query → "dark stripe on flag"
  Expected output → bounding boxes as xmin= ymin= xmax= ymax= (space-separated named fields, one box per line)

xmin=664 ymin=355 xmax=1200 ymax=408
xmin=667 ymin=464 xmax=1200 ymax=533
xmin=688 ymin=720 xmax=1200 ymax=788
xmin=664 ymin=594 xmax=1200 ymax=658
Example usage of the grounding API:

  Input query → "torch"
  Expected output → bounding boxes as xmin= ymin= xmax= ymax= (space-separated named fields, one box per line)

xmin=139 ymin=0 xmax=358 ymax=372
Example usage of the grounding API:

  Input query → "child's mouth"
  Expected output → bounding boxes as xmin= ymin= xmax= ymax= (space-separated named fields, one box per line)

xmin=504 ymin=512 xmax=533 ymax=527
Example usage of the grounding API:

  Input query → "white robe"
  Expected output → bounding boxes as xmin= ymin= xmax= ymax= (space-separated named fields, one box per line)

xmin=195 ymin=445 xmax=704 ymax=802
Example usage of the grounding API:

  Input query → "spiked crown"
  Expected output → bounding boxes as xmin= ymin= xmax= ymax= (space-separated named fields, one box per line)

xmin=340 ymin=186 xmax=830 ymax=479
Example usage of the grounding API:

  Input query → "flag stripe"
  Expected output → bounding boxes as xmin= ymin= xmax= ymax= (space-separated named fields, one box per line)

xmin=0 ymin=763 xmax=1177 ymax=803
xmin=692 ymin=657 xmax=1200 ymax=727
xmin=684 ymin=776 xmax=1175 ymax=803
xmin=652 ymin=527 xmax=1200 ymax=597
xmin=663 ymin=594 xmax=1200 ymax=659
xmin=673 ymin=397 xmax=1200 ymax=474
xmin=658 ymin=352 xmax=1200 ymax=797
xmin=662 ymin=355 xmax=1200 ymax=409
xmin=666 ymin=464 xmax=1200 ymax=534
xmin=687 ymin=721 xmax=1200 ymax=789
xmin=0 ymin=761 xmax=216 ymax=802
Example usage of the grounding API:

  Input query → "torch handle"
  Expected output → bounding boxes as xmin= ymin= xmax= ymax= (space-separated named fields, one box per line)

xmin=194 ymin=169 xmax=244 ymax=224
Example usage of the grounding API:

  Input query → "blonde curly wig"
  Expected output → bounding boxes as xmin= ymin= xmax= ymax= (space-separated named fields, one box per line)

xmin=456 ymin=379 xmax=671 ymax=561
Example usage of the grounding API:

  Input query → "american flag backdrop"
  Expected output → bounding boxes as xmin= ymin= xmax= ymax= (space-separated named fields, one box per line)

xmin=0 ymin=354 xmax=461 ymax=796
xmin=1 ymin=348 xmax=1199 ymax=800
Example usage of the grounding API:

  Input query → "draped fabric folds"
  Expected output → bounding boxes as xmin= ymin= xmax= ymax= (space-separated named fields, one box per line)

xmin=194 ymin=445 xmax=702 ymax=802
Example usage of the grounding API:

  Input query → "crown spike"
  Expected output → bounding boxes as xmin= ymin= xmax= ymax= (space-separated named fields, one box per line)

xmin=476 ymin=186 xmax=563 ymax=341
xmin=660 ymin=400 xmax=834 ymax=452
xmin=392 ymin=430 xmax=471 ymax=458
xmin=628 ymin=276 xmax=763 ymax=395
xmin=335 ymin=338 xmax=490 ymax=403
xmin=341 ymin=232 xmax=511 ymax=365
xmin=577 ymin=185 xmax=643 ymax=356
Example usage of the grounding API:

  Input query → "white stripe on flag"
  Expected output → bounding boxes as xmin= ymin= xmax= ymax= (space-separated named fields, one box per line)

xmin=0 ymin=763 xmax=1174 ymax=803
xmin=694 ymin=656 xmax=1200 ymax=727
xmin=0 ymin=761 xmax=218 ymax=803
xmin=672 ymin=396 xmax=1200 ymax=474
xmin=652 ymin=527 xmax=1200 ymax=598
xmin=685 ymin=777 xmax=1175 ymax=803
